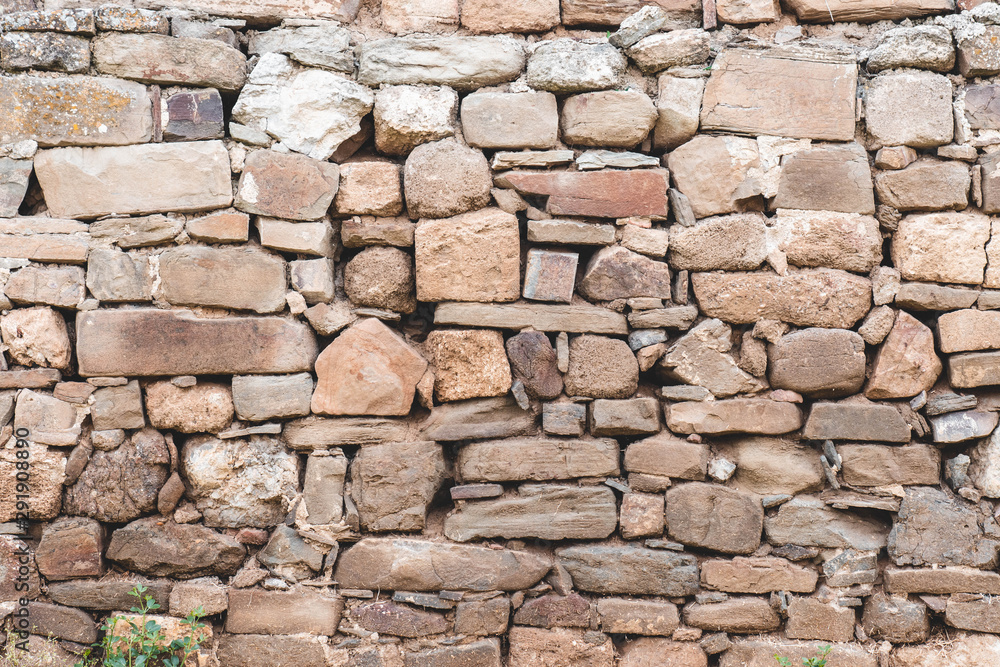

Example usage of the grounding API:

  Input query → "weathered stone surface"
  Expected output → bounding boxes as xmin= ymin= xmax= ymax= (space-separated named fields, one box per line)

xmin=454 ymin=599 xmax=511 ymax=636
xmin=344 ymin=246 xmax=415 ymax=313
xmin=414 ymin=207 xmax=519 ymax=302
xmin=331 ymin=162 xmax=403 ymax=218
xmin=768 ymin=328 xmax=865 ymax=398
xmin=701 ymin=557 xmax=817 ymax=593
xmin=840 ymin=445 xmax=941 ymax=486
xmin=1 ymin=534 xmax=40 ymax=601
xmin=669 ymin=213 xmax=767 ymax=271
xmin=135 ymin=0 xmax=360 ymax=22
xmin=889 ymin=486 xmax=1000 ymax=568
xmin=158 ymin=246 xmax=286 ymax=314
xmin=862 ymin=592 xmax=930 ymax=643
xmin=232 ymin=373 xmax=311 ymax=422
xmin=772 ymin=144 xmax=874 ymax=214
xmin=866 ymin=311 xmax=941 ymax=399
xmin=802 ymin=401 xmax=910 ymax=442
xmin=654 ymin=74 xmax=704 ymax=151
xmin=946 ymin=595 xmax=1000 ymax=633
xmin=235 ymin=149 xmax=339 ymax=221
xmin=3 ymin=265 xmax=82 ymax=308
xmin=965 ymin=84 xmax=1000 ymax=131
xmin=526 ymin=39 xmax=625 ymax=93
xmin=684 ymin=597 xmax=781 ymax=633
xmin=701 ymin=47 xmax=857 ymax=141
xmin=360 ymin=36 xmax=524 ymax=91
xmin=216 ymin=635 xmax=326 ymax=667
xmin=233 ymin=53 xmax=373 ymax=160
xmin=503 ymin=168 xmax=670 ymax=218
xmin=374 ymin=84 xmax=457 ymax=155
xmin=35 ymin=517 xmax=103 ymax=581
xmin=665 ymin=483 xmax=762 ymax=554
xmin=35 ymin=141 xmax=231 ymax=219
xmin=667 ymin=135 xmax=759 ymax=219
xmin=564 ymin=334 xmax=638 ymax=399
xmin=0 ymin=74 xmax=150 ymax=147
xmin=506 ymin=330 xmax=562 ymax=399
xmin=92 ymin=32 xmax=244 ymax=90
xmin=786 ymin=598 xmax=856 ymax=643
xmin=624 ymin=432 xmax=709 ymax=480
xmin=461 ymin=0 xmax=559 ymax=32
xmin=161 ymin=89 xmax=224 ymax=141
xmin=891 ymin=634 xmax=1000 ymax=667
xmin=145 ymin=381 xmax=233 ymax=434
xmin=26 ymin=601 xmax=97 ymax=644
xmin=63 ymin=427 xmax=167 ymax=522
xmin=1 ymin=306 xmax=71 ymax=369
xmin=949 ymin=351 xmax=1000 ymax=388
xmin=597 ymin=599 xmax=680 ymax=636
xmin=867 ymin=25 xmax=954 ymax=73
xmin=619 ymin=638 xmax=708 ymax=667
xmin=886 ymin=567 xmax=1000 ymax=595
xmin=85 ymin=248 xmax=153 ymax=302
xmin=426 ymin=329 xmax=511 ymax=402
xmin=444 ymin=484 xmax=618 ymax=542
xmin=91 ymin=380 xmax=143 ymax=430
xmin=579 ymin=246 xmax=672 ymax=301
xmin=508 ymin=627 xmax=614 ymax=667
xmin=457 ymin=437 xmax=619 ymax=482
xmin=939 ymin=309 xmax=1000 ymax=353
xmin=714 ymin=438 xmax=824 ymax=496
xmin=335 ymin=538 xmax=549 ymax=591
xmin=312 ymin=318 xmax=427 ymax=416
xmin=896 ymin=282 xmax=979 ymax=311
xmin=406 ymin=639 xmax=502 ymax=666
xmin=420 ymin=396 xmax=537 ymax=442
xmin=660 ymin=319 xmax=764 ymax=397
xmin=785 ymin=0 xmax=951 ymax=21
xmin=627 ymin=29 xmax=709 ymax=74
xmin=1 ymin=31 xmax=89 ymax=73
xmin=405 ymin=138 xmax=491 ymax=219
xmin=558 ymin=544 xmax=699 ymax=596
xmin=765 ymin=496 xmax=890 ymax=550
xmin=561 ymin=90 xmax=657 ymax=148
xmin=168 ymin=577 xmax=228 ymax=618
xmin=182 ymin=434 xmax=298 ymax=528
xmin=692 ymin=269 xmax=871 ymax=328
xmin=514 ymin=593 xmax=591 ymax=628
xmin=257 ymin=219 xmax=333 ymax=257
xmin=352 ymin=440 xmax=445 ymax=532
xmin=461 ymin=91 xmax=558 ymax=150
xmin=77 ymin=309 xmax=316 ymax=377
xmin=107 ymin=518 xmax=245 ymax=578
xmin=227 ymin=588 xmax=342 ymax=635
xmin=589 ymin=398 xmax=659 ymax=436
xmin=866 ymin=70 xmax=953 ymax=148
xmin=875 ymin=160 xmax=970 ymax=212
xmin=45 ymin=579 xmax=172 ymax=610
xmin=435 ymin=301 xmax=628 ymax=334
xmin=958 ymin=25 xmax=1000 ymax=77
xmin=667 ymin=399 xmax=803 ymax=436
xmin=13 ymin=389 xmax=79 ymax=446
xmin=721 ymin=640 xmax=876 ymax=667
xmin=246 ymin=22 xmax=352 ymax=72
xmin=380 ymin=0 xmax=458 ymax=33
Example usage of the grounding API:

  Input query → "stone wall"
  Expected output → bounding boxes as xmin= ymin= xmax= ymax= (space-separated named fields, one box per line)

xmin=4 ymin=0 xmax=1000 ymax=664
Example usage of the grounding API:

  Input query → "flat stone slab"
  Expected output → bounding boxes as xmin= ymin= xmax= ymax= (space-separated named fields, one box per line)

xmin=557 ymin=545 xmax=699 ymax=596
xmin=76 ymin=309 xmax=317 ymax=377
xmin=434 ymin=301 xmax=628 ymax=334
xmin=502 ymin=169 xmax=670 ymax=218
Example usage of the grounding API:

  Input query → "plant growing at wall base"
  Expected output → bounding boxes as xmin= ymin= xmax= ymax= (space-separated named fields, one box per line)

xmin=73 ymin=584 xmax=207 ymax=667
xmin=774 ymin=645 xmax=832 ymax=667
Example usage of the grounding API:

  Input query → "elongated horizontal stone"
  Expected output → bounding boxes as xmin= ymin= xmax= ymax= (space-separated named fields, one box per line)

xmin=950 ymin=351 xmax=1000 ymax=388
xmin=283 ymin=415 xmax=413 ymax=449
xmin=667 ymin=400 xmax=803 ymax=435
xmin=421 ymin=396 xmax=538 ymax=442
xmin=335 ymin=538 xmax=550 ymax=591
xmin=939 ymin=309 xmax=1000 ymax=353
xmin=444 ymin=484 xmax=618 ymax=542
xmin=0 ymin=74 xmax=152 ymax=147
xmin=158 ymin=246 xmax=286 ymax=314
xmin=76 ymin=309 xmax=317 ymax=377
xmin=885 ymin=567 xmax=1000 ymax=595
xmin=359 ymin=36 xmax=525 ymax=91
xmin=720 ymin=640 xmax=876 ymax=667
xmin=701 ymin=46 xmax=857 ymax=141
xmin=839 ymin=445 xmax=940 ymax=486
xmin=701 ymin=557 xmax=818 ymax=594
xmin=691 ymin=269 xmax=871 ymax=328
xmin=557 ymin=545 xmax=699 ymax=596
xmin=802 ymin=402 xmax=910 ymax=442
xmin=457 ymin=437 xmax=620 ymax=482
xmin=785 ymin=0 xmax=953 ymax=22
xmin=135 ymin=0 xmax=361 ymax=21
xmin=34 ymin=141 xmax=232 ymax=219
xmin=502 ymin=169 xmax=669 ymax=218
xmin=0 ymin=233 xmax=88 ymax=263
xmin=93 ymin=33 xmax=246 ymax=91
xmin=434 ymin=301 xmax=628 ymax=334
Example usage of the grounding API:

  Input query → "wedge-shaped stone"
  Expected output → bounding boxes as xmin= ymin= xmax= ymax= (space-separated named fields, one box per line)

xmin=765 ymin=496 xmax=889 ymax=550
xmin=457 ymin=437 xmax=619 ymax=482
xmin=444 ymin=484 xmax=617 ymax=542
xmin=720 ymin=640 xmax=876 ymax=667
xmin=135 ymin=0 xmax=361 ymax=21
xmin=889 ymin=486 xmax=1000 ymax=568
xmin=234 ymin=149 xmax=339 ymax=221
xmin=885 ymin=567 xmax=1000 ymax=595
xmin=768 ymin=328 xmax=865 ymax=398
xmin=840 ymin=445 xmax=941 ymax=487
xmin=802 ymin=401 xmax=909 ymax=442
xmin=502 ymin=169 xmax=669 ymax=218
xmin=701 ymin=557 xmax=818 ymax=594
xmin=232 ymin=53 xmax=373 ymax=161
xmin=34 ymin=141 xmax=232 ymax=219
xmin=667 ymin=135 xmax=760 ymax=219
xmin=557 ymin=545 xmax=699 ymax=596
xmin=666 ymin=483 xmax=763 ymax=554
xmin=337 ymin=538 xmax=549 ymax=592
xmin=768 ymin=209 xmax=882 ymax=274
xmin=359 ymin=36 xmax=524 ymax=91
xmin=93 ymin=33 xmax=245 ymax=91
xmin=692 ymin=269 xmax=870 ymax=328
xmin=667 ymin=399 xmax=803 ymax=436
xmin=701 ymin=46 xmax=857 ymax=141
xmin=785 ymin=0 xmax=952 ymax=22
xmin=0 ymin=74 xmax=151 ymax=146
xmin=158 ymin=246 xmax=286 ymax=314
xmin=311 ymin=318 xmax=427 ymax=416
xmin=76 ymin=309 xmax=317 ymax=377
xmin=866 ymin=311 xmax=941 ymax=399
xmin=660 ymin=319 xmax=765 ymax=397
xmin=434 ymin=301 xmax=628 ymax=334
xmin=771 ymin=144 xmax=874 ymax=214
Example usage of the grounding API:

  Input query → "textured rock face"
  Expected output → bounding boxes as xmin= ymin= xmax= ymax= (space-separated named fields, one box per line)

xmin=106 ymin=518 xmax=245 ymax=578
xmin=235 ymin=149 xmax=339 ymax=221
xmin=360 ymin=35 xmax=524 ymax=90
xmin=351 ymin=440 xmax=445 ymax=532
xmin=889 ymin=487 xmax=1000 ymax=569
xmin=768 ymin=328 xmax=866 ymax=397
xmin=665 ymin=483 xmax=764 ymax=554
xmin=93 ymin=33 xmax=246 ymax=90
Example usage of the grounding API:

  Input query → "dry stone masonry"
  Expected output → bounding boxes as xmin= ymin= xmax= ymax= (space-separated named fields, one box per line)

xmin=7 ymin=0 xmax=1000 ymax=665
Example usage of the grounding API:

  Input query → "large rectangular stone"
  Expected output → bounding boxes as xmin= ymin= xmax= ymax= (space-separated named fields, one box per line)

xmin=94 ymin=33 xmax=247 ymax=91
xmin=802 ymin=402 xmax=910 ymax=442
xmin=624 ymin=433 xmax=709 ymax=480
xmin=667 ymin=399 xmax=803 ymax=436
xmin=421 ymin=396 xmax=538 ymax=441
xmin=158 ymin=246 xmax=287 ymax=314
xmin=886 ymin=567 xmax=1000 ymax=595
xmin=840 ymin=444 xmax=940 ymax=486
xmin=76 ymin=309 xmax=317 ymax=377
xmin=950 ymin=351 xmax=1000 ymax=388
xmin=0 ymin=74 xmax=151 ymax=147
xmin=557 ymin=545 xmax=699 ymax=596
xmin=443 ymin=484 xmax=617 ymax=542
xmin=939 ymin=309 xmax=1000 ymax=353
xmin=358 ymin=36 xmax=525 ymax=91
xmin=784 ymin=0 xmax=953 ymax=22
xmin=34 ymin=141 xmax=232 ymax=219
xmin=284 ymin=415 xmax=413 ymax=449
xmin=701 ymin=46 xmax=857 ymax=141
xmin=135 ymin=0 xmax=360 ymax=22
xmin=226 ymin=588 xmax=342 ymax=635
xmin=434 ymin=301 xmax=628 ymax=334
xmin=457 ymin=437 xmax=620 ymax=482
xmin=502 ymin=169 xmax=669 ymax=218
xmin=720 ymin=640 xmax=876 ymax=667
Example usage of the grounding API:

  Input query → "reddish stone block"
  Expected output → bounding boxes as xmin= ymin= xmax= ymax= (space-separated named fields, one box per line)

xmin=503 ymin=169 xmax=670 ymax=218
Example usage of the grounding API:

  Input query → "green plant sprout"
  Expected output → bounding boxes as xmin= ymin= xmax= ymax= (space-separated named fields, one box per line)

xmin=774 ymin=644 xmax=832 ymax=667
xmin=73 ymin=584 xmax=207 ymax=667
